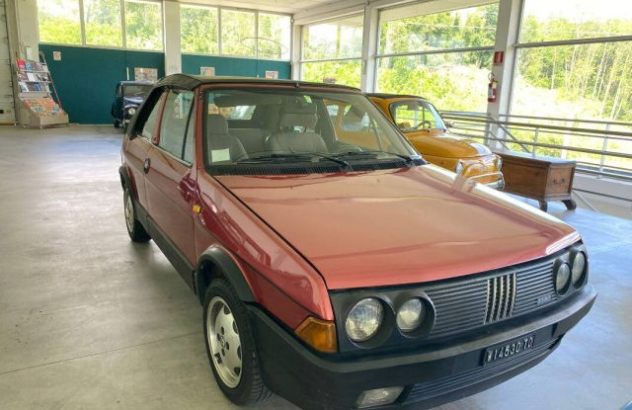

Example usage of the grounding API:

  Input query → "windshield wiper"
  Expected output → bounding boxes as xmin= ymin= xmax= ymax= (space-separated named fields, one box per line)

xmin=236 ymin=153 xmax=349 ymax=168
xmin=334 ymin=150 xmax=417 ymax=165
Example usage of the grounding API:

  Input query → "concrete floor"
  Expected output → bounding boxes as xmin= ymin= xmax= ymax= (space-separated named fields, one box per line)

xmin=0 ymin=125 xmax=630 ymax=410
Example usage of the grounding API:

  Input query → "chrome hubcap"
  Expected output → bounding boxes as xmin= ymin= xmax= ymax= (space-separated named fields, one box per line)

xmin=124 ymin=194 xmax=134 ymax=232
xmin=207 ymin=296 xmax=242 ymax=388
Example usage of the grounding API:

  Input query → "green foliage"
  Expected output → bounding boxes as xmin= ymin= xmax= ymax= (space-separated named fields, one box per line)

xmin=303 ymin=17 xmax=364 ymax=61
xmin=84 ymin=0 xmax=122 ymax=47
xmin=39 ymin=17 xmax=82 ymax=45
xmin=258 ymin=14 xmax=291 ymax=60
xmin=302 ymin=61 xmax=362 ymax=88
xmin=181 ymin=6 xmax=219 ymax=54
xmin=221 ymin=10 xmax=256 ymax=57
xmin=124 ymin=1 xmax=162 ymax=50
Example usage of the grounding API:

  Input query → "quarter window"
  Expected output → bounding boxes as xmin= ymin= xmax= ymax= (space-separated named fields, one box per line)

xmin=140 ymin=92 xmax=164 ymax=140
xmin=159 ymin=90 xmax=195 ymax=161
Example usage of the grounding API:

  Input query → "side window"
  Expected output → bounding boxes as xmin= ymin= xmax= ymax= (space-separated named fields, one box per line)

xmin=158 ymin=90 xmax=195 ymax=161
xmin=140 ymin=93 xmax=164 ymax=140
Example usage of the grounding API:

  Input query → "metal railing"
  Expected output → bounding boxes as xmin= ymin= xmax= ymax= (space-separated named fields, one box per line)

xmin=440 ymin=111 xmax=632 ymax=183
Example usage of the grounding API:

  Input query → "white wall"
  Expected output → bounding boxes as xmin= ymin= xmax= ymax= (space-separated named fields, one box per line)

xmin=1 ymin=0 xmax=16 ymax=123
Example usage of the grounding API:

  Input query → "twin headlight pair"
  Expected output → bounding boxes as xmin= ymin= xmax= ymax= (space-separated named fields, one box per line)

xmin=554 ymin=250 xmax=587 ymax=295
xmin=345 ymin=297 xmax=430 ymax=343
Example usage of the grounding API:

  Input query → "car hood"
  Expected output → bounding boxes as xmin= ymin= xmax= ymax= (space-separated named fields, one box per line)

xmin=216 ymin=165 xmax=579 ymax=290
xmin=406 ymin=130 xmax=492 ymax=159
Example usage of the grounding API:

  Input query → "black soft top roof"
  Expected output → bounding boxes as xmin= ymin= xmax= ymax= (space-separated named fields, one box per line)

xmin=154 ymin=74 xmax=362 ymax=92
xmin=367 ymin=93 xmax=428 ymax=101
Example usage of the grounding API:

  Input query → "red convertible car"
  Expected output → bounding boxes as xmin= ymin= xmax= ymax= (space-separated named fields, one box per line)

xmin=120 ymin=74 xmax=596 ymax=410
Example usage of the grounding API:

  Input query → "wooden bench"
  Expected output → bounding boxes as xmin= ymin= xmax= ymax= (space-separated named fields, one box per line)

xmin=494 ymin=150 xmax=577 ymax=212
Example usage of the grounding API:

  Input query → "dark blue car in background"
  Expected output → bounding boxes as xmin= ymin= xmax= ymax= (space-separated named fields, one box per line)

xmin=111 ymin=81 xmax=153 ymax=131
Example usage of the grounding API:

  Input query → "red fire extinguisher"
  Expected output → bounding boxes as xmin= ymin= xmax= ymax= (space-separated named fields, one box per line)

xmin=488 ymin=73 xmax=498 ymax=103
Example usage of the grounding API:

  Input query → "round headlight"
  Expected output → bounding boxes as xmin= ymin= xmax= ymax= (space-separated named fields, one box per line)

xmin=571 ymin=252 xmax=586 ymax=286
xmin=555 ymin=262 xmax=571 ymax=295
xmin=455 ymin=161 xmax=464 ymax=174
xmin=128 ymin=107 xmax=137 ymax=115
xmin=397 ymin=298 xmax=425 ymax=332
xmin=345 ymin=298 xmax=383 ymax=342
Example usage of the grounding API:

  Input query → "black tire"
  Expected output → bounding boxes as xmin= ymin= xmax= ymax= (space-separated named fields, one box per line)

xmin=123 ymin=187 xmax=150 ymax=243
xmin=203 ymin=279 xmax=271 ymax=405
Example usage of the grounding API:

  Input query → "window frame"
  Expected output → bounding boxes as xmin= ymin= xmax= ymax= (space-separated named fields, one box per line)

xmin=178 ymin=3 xmax=292 ymax=61
xmin=37 ymin=0 xmax=165 ymax=51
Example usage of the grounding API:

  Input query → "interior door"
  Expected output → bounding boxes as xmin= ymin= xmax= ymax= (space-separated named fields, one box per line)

xmin=144 ymin=89 xmax=197 ymax=281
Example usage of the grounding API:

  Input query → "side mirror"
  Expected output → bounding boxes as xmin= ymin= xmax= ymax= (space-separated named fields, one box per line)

xmin=445 ymin=120 xmax=455 ymax=128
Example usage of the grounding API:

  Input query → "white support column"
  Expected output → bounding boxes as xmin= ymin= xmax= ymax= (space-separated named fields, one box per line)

xmin=290 ymin=22 xmax=301 ymax=80
xmin=163 ymin=1 xmax=181 ymax=75
xmin=488 ymin=0 xmax=522 ymax=121
xmin=12 ymin=0 xmax=39 ymax=60
xmin=360 ymin=5 xmax=378 ymax=92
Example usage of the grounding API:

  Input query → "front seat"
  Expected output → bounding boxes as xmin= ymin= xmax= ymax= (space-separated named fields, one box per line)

xmin=206 ymin=114 xmax=248 ymax=163
xmin=265 ymin=103 xmax=327 ymax=154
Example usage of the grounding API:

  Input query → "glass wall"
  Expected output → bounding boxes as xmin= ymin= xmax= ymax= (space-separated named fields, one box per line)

xmin=37 ymin=0 xmax=82 ymax=45
xmin=258 ymin=13 xmax=291 ymax=60
xmin=301 ymin=15 xmax=364 ymax=87
xmin=180 ymin=5 xmax=219 ymax=54
xmin=179 ymin=6 xmax=291 ymax=60
xmin=513 ymin=0 xmax=632 ymax=123
xmin=221 ymin=9 xmax=256 ymax=57
xmin=37 ymin=0 xmax=163 ymax=50
xmin=376 ymin=3 xmax=499 ymax=112
xmin=124 ymin=1 xmax=163 ymax=50
xmin=83 ymin=0 xmax=122 ymax=47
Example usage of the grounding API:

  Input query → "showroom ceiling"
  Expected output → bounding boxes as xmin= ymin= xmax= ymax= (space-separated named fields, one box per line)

xmin=179 ymin=0 xmax=338 ymax=14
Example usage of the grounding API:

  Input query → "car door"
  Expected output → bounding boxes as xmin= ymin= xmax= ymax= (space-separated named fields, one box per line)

xmin=144 ymin=88 xmax=198 ymax=285
xmin=124 ymin=88 xmax=166 ymax=213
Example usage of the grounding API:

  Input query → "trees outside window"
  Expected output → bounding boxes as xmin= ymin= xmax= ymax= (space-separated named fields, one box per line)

xmin=258 ymin=13 xmax=291 ymax=60
xmin=125 ymin=0 xmax=163 ymax=51
xmin=301 ymin=15 xmax=363 ymax=87
xmin=221 ymin=9 xmax=256 ymax=57
xmin=181 ymin=5 xmax=219 ymax=54
xmin=376 ymin=4 xmax=499 ymax=112
xmin=37 ymin=0 xmax=82 ymax=45
xmin=83 ymin=0 xmax=123 ymax=47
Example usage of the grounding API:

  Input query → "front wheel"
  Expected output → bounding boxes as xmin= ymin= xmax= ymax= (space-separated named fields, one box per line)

xmin=123 ymin=187 xmax=150 ymax=242
xmin=203 ymin=279 xmax=271 ymax=405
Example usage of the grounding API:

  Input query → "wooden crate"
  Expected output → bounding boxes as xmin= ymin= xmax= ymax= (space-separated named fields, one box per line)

xmin=495 ymin=150 xmax=577 ymax=212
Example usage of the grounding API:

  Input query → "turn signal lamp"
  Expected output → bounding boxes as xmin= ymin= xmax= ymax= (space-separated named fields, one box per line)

xmin=295 ymin=317 xmax=337 ymax=353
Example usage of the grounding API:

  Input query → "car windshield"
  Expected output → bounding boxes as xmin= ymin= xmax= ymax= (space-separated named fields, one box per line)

xmin=123 ymin=84 xmax=152 ymax=98
xmin=390 ymin=100 xmax=445 ymax=132
xmin=203 ymin=87 xmax=421 ymax=174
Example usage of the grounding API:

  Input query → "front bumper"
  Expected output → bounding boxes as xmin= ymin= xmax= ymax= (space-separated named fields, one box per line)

xmin=249 ymin=285 xmax=596 ymax=410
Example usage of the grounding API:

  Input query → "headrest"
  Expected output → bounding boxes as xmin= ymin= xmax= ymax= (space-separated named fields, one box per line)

xmin=283 ymin=100 xmax=317 ymax=115
xmin=280 ymin=112 xmax=317 ymax=129
xmin=208 ymin=114 xmax=229 ymax=134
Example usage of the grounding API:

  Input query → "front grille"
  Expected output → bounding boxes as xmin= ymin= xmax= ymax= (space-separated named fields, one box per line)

xmin=426 ymin=254 xmax=560 ymax=339
xmin=406 ymin=338 xmax=560 ymax=403
xmin=485 ymin=273 xmax=517 ymax=323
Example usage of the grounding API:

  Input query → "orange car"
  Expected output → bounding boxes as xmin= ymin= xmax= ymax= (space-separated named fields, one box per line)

xmin=368 ymin=94 xmax=504 ymax=188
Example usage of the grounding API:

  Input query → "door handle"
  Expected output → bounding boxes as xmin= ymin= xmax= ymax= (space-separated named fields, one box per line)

xmin=143 ymin=158 xmax=151 ymax=174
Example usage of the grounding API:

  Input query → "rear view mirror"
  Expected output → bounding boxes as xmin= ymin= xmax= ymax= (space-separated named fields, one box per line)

xmin=445 ymin=120 xmax=455 ymax=128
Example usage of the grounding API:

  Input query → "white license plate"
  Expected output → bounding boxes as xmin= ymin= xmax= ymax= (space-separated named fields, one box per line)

xmin=483 ymin=334 xmax=536 ymax=365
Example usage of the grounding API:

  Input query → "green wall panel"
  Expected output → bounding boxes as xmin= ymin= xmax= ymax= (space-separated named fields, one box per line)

xmin=40 ymin=45 xmax=164 ymax=124
xmin=182 ymin=54 xmax=291 ymax=79
xmin=39 ymin=46 xmax=290 ymax=124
